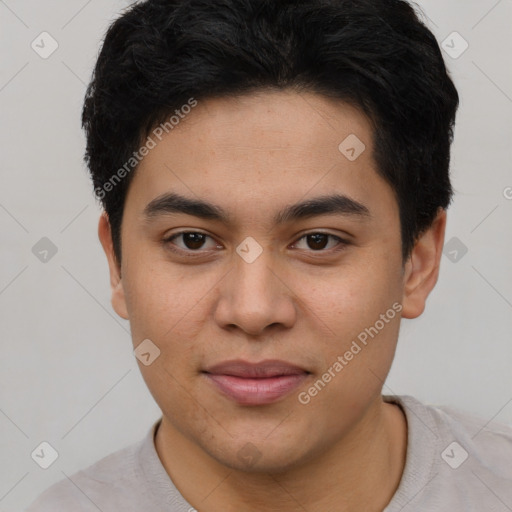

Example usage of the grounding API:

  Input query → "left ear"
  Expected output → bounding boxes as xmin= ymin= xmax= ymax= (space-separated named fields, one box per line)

xmin=401 ymin=209 xmax=447 ymax=319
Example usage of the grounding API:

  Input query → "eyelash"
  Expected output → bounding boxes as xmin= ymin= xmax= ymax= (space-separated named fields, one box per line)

xmin=162 ymin=230 xmax=350 ymax=258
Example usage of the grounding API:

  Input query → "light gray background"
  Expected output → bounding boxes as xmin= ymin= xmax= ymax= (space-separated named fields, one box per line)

xmin=1 ymin=1 xmax=511 ymax=510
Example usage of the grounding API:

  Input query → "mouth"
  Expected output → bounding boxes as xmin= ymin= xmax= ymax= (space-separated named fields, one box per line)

xmin=202 ymin=359 xmax=311 ymax=406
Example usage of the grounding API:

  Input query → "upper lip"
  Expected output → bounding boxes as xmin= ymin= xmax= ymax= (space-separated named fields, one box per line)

xmin=203 ymin=359 xmax=309 ymax=378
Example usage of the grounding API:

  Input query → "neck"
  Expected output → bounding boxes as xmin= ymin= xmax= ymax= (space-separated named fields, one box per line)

xmin=155 ymin=396 xmax=407 ymax=512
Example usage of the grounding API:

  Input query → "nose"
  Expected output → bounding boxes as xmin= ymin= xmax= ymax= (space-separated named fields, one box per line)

xmin=213 ymin=246 xmax=297 ymax=337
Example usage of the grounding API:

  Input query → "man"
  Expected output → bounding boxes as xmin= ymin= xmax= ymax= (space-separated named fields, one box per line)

xmin=26 ymin=0 xmax=512 ymax=511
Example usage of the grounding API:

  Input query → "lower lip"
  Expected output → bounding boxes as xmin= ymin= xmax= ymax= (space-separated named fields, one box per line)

xmin=204 ymin=373 xmax=309 ymax=405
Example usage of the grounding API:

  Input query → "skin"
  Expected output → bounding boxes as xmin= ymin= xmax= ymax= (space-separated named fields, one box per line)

xmin=98 ymin=90 xmax=447 ymax=512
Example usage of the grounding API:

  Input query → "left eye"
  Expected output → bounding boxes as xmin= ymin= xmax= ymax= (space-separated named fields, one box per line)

xmin=165 ymin=232 xmax=219 ymax=251
xmin=292 ymin=233 xmax=345 ymax=251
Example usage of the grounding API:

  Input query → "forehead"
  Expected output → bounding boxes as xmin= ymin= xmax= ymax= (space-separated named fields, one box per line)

xmin=123 ymin=90 xmax=397 ymax=227
xmin=153 ymin=90 xmax=374 ymax=161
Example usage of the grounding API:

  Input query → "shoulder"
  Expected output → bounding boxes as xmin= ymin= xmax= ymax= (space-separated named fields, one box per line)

xmin=385 ymin=395 xmax=512 ymax=511
xmin=394 ymin=394 xmax=512 ymax=468
xmin=431 ymin=399 xmax=512 ymax=476
xmin=24 ymin=435 xmax=147 ymax=512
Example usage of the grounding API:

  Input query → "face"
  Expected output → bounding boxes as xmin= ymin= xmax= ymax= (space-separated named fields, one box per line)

xmin=99 ymin=90 xmax=444 ymax=472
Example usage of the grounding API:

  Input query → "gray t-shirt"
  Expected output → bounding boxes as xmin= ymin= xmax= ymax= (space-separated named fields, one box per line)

xmin=25 ymin=395 xmax=512 ymax=511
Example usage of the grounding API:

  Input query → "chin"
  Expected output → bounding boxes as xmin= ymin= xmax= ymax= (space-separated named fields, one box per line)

xmin=202 ymin=434 xmax=313 ymax=474
xmin=218 ymin=450 xmax=305 ymax=474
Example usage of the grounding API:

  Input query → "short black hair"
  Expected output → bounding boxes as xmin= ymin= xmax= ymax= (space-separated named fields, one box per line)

xmin=82 ymin=0 xmax=459 ymax=265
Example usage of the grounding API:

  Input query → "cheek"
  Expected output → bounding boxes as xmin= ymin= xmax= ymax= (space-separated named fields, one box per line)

xmin=125 ymin=266 xmax=209 ymax=419
xmin=122 ymin=255 xmax=207 ymax=341
xmin=298 ymin=255 xmax=403 ymax=375
xmin=298 ymin=285 xmax=402 ymax=434
xmin=302 ymin=258 xmax=401 ymax=330
xmin=122 ymin=260 xmax=224 ymax=404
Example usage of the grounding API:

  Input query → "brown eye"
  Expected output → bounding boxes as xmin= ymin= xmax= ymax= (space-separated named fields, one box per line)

xmin=306 ymin=233 xmax=329 ymax=250
xmin=165 ymin=231 xmax=220 ymax=253
xmin=180 ymin=232 xmax=207 ymax=250
xmin=293 ymin=233 xmax=347 ymax=252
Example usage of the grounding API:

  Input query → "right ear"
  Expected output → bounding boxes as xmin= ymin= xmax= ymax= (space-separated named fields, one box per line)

xmin=97 ymin=212 xmax=129 ymax=320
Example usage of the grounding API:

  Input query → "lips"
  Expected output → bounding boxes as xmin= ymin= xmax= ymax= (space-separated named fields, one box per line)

xmin=204 ymin=359 xmax=308 ymax=378
xmin=202 ymin=359 xmax=310 ymax=405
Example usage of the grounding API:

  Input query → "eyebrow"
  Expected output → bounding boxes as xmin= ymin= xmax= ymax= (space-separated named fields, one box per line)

xmin=142 ymin=192 xmax=370 ymax=225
